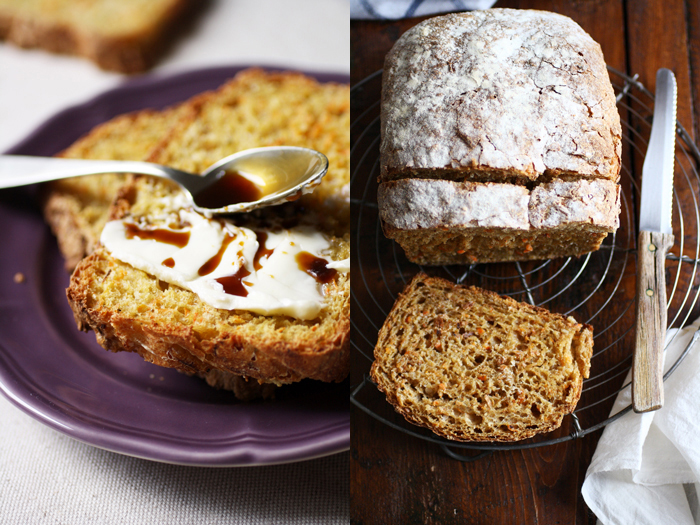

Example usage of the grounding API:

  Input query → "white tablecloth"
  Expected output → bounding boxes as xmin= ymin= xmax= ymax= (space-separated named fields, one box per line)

xmin=0 ymin=1 xmax=349 ymax=523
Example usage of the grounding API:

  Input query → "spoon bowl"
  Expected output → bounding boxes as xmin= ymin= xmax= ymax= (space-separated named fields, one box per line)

xmin=0 ymin=146 xmax=328 ymax=215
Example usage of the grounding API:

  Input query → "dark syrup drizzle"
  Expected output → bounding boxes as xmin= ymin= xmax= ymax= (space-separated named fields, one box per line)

xmin=253 ymin=231 xmax=274 ymax=270
xmin=296 ymin=251 xmax=337 ymax=284
xmin=215 ymin=266 xmax=251 ymax=297
xmin=125 ymin=222 xmax=190 ymax=248
xmin=198 ymin=232 xmax=237 ymax=276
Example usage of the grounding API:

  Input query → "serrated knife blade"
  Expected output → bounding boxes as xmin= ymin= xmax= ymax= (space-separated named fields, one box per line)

xmin=638 ymin=69 xmax=677 ymax=235
xmin=632 ymin=68 xmax=677 ymax=413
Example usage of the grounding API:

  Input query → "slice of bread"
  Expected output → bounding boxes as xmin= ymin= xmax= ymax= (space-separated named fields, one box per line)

xmin=64 ymin=69 xmax=351 ymax=387
xmin=68 ymin=242 xmax=350 ymax=385
xmin=371 ymin=273 xmax=592 ymax=442
xmin=0 ymin=0 xmax=198 ymax=72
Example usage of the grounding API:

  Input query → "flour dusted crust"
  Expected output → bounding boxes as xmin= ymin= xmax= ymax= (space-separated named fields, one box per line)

xmin=379 ymin=178 xmax=620 ymax=231
xmin=529 ymin=179 xmax=620 ymax=229
xmin=379 ymin=178 xmax=620 ymax=265
xmin=371 ymin=273 xmax=593 ymax=442
xmin=380 ymin=9 xmax=621 ymax=183
xmin=378 ymin=180 xmax=530 ymax=231
xmin=378 ymin=9 xmax=622 ymax=264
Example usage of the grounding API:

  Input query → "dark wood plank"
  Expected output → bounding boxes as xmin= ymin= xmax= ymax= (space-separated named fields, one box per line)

xmin=687 ymin=0 xmax=700 ymax=143
xmin=626 ymin=0 xmax=693 ymax=134
xmin=626 ymin=0 xmax=700 ymax=324
xmin=496 ymin=0 xmax=626 ymax=72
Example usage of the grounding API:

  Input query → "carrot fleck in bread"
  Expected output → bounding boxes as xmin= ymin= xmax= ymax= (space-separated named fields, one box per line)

xmin=371 ymin=273 xmax=593 ymax=442
xmin=378 ymin=9 xmax=622 ymax=264
xmin=0 ymin=0 xmax=200 ymax=73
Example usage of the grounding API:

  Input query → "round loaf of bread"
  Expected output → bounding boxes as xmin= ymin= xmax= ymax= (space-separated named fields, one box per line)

xmin=380 ymin=9 xmax=622 ymax=184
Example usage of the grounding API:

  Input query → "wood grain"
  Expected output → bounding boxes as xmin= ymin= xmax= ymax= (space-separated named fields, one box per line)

xmin=633 ymin=230 xmax=674 ymax=412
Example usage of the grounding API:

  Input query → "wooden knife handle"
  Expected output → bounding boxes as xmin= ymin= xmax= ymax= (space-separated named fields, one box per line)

xmin=633 ymin=230 xmax=674 ymax=413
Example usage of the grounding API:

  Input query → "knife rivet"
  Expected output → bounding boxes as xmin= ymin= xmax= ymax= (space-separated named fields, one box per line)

xmin=648 ymin=243 xmax=657 ymax=252
xmin=646 ymin=288 xmax=654 ymax=297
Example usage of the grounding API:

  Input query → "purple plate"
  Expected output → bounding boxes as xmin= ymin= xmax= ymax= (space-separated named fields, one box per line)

xmin=0 ymin=66 xmax=349 ymax=466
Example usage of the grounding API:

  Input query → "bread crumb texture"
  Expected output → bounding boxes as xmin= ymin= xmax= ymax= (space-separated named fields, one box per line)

xmin=146 ymin=69 xmax=350 ymax=236
xmin=371 ymin=273 xmax=592 ymax=442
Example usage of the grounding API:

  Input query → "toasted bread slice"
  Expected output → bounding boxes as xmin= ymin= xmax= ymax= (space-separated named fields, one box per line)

xmin=371 ymin=273 xmax=592 ymax=442
xmin=65 ymin=69 xmax=351 ymax=386
xmin=0 ymin=0 xmax=199 ymax=72
xmin=68 ymin=236 xmax=349 ymax=385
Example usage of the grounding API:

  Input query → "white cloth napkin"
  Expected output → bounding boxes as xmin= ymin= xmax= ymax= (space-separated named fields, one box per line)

xmin=582 ymin=317 xmax=700 ymax=525
xmin=350 ymin=0 xmax=497 ymax=19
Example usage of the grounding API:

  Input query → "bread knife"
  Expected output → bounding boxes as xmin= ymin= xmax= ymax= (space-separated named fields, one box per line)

xmin=632 ymin=68 xmax=677 ymax=413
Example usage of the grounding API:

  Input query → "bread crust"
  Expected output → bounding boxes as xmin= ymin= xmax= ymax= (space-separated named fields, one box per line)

xmin=371 ymin=273 xmax=593 ymax=442
xmin=378 ymin=178 xmax=620 ymax=264
xmin=380 ymin=9 xmax=621 ymax=183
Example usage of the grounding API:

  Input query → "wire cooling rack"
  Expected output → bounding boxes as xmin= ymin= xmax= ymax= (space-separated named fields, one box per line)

xmin=350 ymin=66 xmax=700 ymax=458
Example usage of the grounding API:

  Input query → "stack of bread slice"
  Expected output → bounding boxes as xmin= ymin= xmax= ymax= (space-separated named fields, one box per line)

xmin=43 ymin=69 xmax=350 ymax=400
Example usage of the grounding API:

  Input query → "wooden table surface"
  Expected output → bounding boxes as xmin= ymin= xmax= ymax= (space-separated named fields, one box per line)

xmin=350 ymin=1 xmax=700 ymax=523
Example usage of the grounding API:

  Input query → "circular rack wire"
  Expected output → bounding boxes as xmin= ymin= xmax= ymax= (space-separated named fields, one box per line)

xmin=350 ymin=66 xmax=700 ymax=460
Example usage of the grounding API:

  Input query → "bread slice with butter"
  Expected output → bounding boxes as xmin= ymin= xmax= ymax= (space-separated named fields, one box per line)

xmin=63 ymin=69 xmax=351 ymax=389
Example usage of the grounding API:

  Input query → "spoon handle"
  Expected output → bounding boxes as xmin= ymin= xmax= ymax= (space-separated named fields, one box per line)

xmin=0 ymin=155 xmax=191 ymax=189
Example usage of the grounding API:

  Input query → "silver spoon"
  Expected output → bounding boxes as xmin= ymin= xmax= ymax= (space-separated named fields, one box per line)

xmin=0 ymin=146 xmax=328 ymax=215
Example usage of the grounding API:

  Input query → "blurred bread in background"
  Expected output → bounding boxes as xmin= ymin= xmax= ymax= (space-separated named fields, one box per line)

xmin=0 ymin=0 xmax=203 ymax=72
